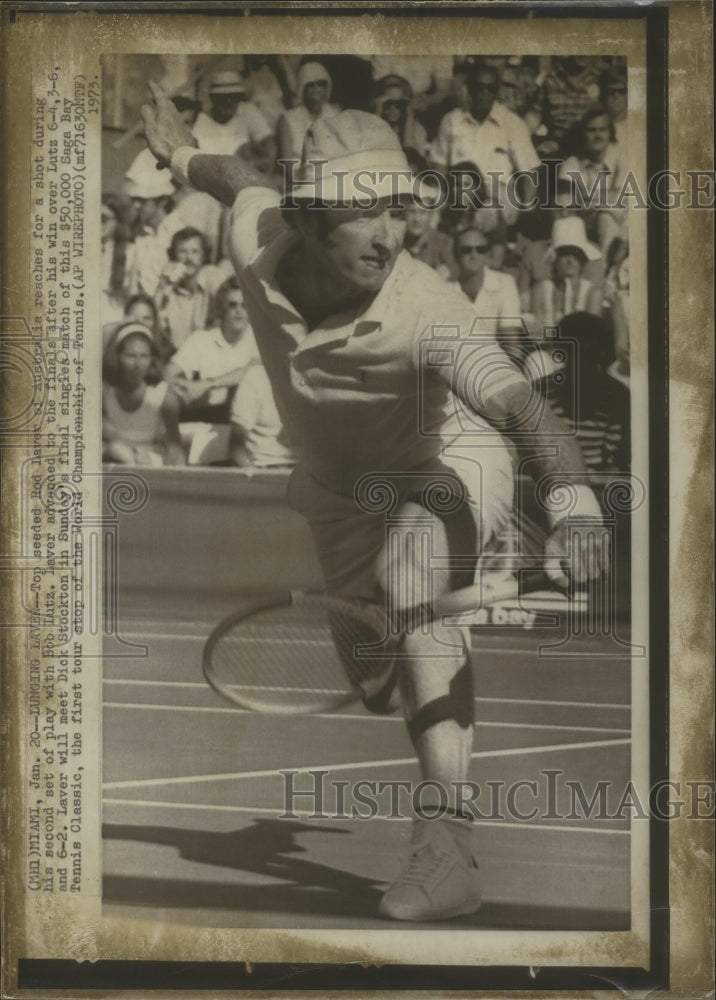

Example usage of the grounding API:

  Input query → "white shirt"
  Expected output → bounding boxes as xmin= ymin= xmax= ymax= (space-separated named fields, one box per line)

xmin=279 ymin=103 xmax=340 ymax=161
xmin=230 ymin=365 xmax=295 ymax=467
xmin=192 ymin=106 xmax=272 ymax=157
xmin=171 ymin=325 xmax=259 ymax=406
xmin=457 ymin=267 xmax=523 ymax=336
xmin=431 ymin=102 xmax=540 ymax=184
xmin=228 ymin=187 xmax=526 ymax=494
xmin=127 ymin=211 xmax=185 ymax=297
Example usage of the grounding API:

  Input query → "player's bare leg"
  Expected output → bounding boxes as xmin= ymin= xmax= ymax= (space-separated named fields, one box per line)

xmin=377 ymin=507 xmax=482 ymax=921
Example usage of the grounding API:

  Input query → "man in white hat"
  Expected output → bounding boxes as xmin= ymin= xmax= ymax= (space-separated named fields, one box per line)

xmin=142 ymin=83 xmax=607 ymax=922
xmin=123 ymin=153 xmax=184 ymax=298
xmin=193 ymin=69 xmax=275 ymax=169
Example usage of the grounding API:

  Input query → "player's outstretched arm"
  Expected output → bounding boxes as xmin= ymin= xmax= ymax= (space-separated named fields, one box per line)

xmin=481 ymin=380 xmax=609 ymax=589
xmin=141 ymin=81 xmax=278 ymax=206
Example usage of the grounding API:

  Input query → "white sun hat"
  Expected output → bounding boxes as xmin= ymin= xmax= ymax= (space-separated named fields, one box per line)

xmin=285 ymin=109 xmax=416 ymax=206
xmin=209 ymin=69 xmax=246 ymax=96
xmin=549 ymin=215 xmax=602 ymax=261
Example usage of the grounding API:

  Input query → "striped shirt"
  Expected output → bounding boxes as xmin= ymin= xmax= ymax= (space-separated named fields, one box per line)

xmin=545 ymin=372 xmax=630 ymax=473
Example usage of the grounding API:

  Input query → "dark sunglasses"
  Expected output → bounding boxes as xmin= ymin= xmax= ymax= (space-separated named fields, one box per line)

xmin=382 ymin=99 xmax=408 ymax=111
xmin=458 ymin=244 xmax=490 ymax=255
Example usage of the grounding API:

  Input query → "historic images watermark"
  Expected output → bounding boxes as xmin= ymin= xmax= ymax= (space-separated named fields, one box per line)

xmin=279 ymin=159 xmax=716 ymax=212
xmin=280 ymin=769 xmax=716 ymax=823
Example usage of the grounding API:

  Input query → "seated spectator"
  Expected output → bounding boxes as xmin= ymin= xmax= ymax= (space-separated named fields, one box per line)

xmin=278 ymin=61 xmax=340 ymax=162
xmin=452 ymin=226 xmax=528 ymax=367
xmin=513 ymin=207 xmax=554 ymax=310
xmin=370 ymin=54 xmax=453 ymax=103
xmin=516 ymin=57 xmax=544 ymax=134
xmin=597 ymin=237 xmax=630 ymax=384
xmin=193 ymin=69 xmax=275 ymax=167
xmin=430 ymin=61 xmax=540 ymax=224
xmin=440 ymin=161 xmax=509 ymax=272
xmin=560 ymin=106 xmax=626 ymax=250
xmin=541 ymin=56 xmax=603 ymax=144
xmin=101 ymin=194 xmax=132 ymax=323
xmin=230 ymin=365 xmax=295 ymax=470
xmin=123 ymin=158 xmax=182 ymax=297
xmin=102 ymin=292 xmax=169 ymax=386
xmin=243 ymin=54 xmax=293 ymax=132
xmin=154 ymin=227 xmax=212 ymax=354
xmin=450 ymin=61 xmax=472 ymax=113
xmin=373 ymin=76 xmax=428 ymax=158
xmin=497 ymin=65 xmax=524 ymax=116
xmin=402 ymin=181 xmax=452 ymax=276
xmin=125 ymin=292 xmax=161 ymax=338
xmin=538 ymin=311 xmax=630 ymax=473
xmin=531 ymin=216 xmax=603 ymax=335
xmin=165 ymin=277 xmax=260 ymax=464
xmin=102 ymin=322 xmax=184 ymax=467
xmin=601 ymin=65 xmax=628 ymax=159
xmin=124 ymin=292 xmax=175 ymax=364
xmin=370 ymin=55 xmax=453 ymax=134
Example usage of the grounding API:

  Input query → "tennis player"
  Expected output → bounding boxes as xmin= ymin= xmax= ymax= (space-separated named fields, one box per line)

xmin=142 ymin=83 xmax=607 ymax=922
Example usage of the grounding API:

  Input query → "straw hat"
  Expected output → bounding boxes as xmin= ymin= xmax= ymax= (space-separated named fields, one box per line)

xmin=287 ymin=109 xmax=415 ymax=206
xmin=548 ymin=216 xmax=601 ymax=262
xmin=209 ymin=70 xmax=245 ymax=96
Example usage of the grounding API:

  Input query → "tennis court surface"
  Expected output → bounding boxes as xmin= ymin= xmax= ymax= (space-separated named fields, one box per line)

xmin=103 ymin=468 xmax=633 ymax=930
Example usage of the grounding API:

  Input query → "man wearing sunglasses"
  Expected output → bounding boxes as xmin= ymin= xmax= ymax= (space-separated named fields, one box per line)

xmin=430 ymin=61 xmax=540 ymax=223
xmin=453 ymin=227 xmax=527 ymax=372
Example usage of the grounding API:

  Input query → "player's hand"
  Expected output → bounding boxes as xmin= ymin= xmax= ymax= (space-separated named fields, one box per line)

xmin=141 ymin=81 xmax=197 ymax=167
xmin=544 ymin=517 xmax=610 ymax=591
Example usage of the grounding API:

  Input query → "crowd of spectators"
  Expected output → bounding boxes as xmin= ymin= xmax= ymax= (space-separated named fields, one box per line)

xmin=102 ymin=53 xmax=631 ymax=474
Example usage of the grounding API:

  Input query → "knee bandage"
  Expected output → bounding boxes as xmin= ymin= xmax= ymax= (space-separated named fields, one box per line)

xmin=406 ymin=661 xmax=474 ymax=740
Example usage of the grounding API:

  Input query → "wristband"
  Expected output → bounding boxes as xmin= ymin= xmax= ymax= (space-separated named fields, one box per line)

xmin=543 ymin=483 xmax=602 ymax=528
xmin=169 ymin=145 xmax=200 ymax=187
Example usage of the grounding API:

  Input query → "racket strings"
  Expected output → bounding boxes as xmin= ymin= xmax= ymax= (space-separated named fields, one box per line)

xmin=206 ymin=595 xmax=395 ymax=712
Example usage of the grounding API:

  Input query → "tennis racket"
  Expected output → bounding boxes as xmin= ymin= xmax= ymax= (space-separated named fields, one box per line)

xmin=202 ymin=568 xmax=564 ymax=715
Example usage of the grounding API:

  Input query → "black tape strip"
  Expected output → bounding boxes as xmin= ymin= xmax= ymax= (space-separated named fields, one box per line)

xmin=406 ymin=662 xmax=474 ymax=740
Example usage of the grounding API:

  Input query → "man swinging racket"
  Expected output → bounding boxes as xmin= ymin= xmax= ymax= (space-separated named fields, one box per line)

xmin=142 ymin=83 xmax=607 ymax=922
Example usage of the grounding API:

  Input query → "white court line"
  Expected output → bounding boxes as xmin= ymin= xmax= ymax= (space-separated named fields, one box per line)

xmin=103 ymin=679 xmax=630 ymax=713
xmin=102 ymin=796 xmax=630 ymax=835
xmin=103 ymin=702 xmax=393 ymax=724
xmin=102 ymin=737 xmax=630 ymax=791
xmin=478 ymin=696 xmax=630 ymax=711
xmin=115 ymin=632 xmax=626 ymax=658
xmin=103 ymin=701 xmax=629 ymax=735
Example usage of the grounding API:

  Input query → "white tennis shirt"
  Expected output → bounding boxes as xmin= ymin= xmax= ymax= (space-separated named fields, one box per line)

xmin=228 ymin=187 xmax=527 ymax=495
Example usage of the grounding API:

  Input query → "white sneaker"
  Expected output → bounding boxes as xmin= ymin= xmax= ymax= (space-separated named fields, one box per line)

xmin=379 ymin=817 xmax=482 ymax=921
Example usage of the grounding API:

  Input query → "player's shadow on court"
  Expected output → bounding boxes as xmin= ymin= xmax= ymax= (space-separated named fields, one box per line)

xmin=103 ymin=818 xmax=384 ymax=919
